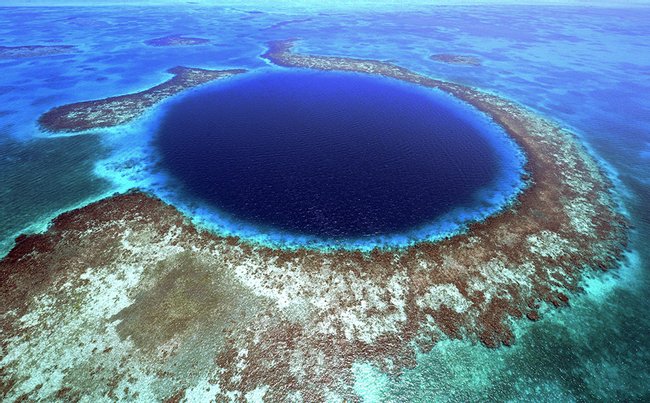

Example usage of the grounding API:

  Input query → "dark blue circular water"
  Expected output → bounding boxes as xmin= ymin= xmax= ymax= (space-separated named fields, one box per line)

xmin=155 ymin=71 xmax=505 ymax=239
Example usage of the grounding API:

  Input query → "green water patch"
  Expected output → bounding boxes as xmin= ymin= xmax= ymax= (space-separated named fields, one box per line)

xmin=0 ymin=135 xmax=111 ymax=256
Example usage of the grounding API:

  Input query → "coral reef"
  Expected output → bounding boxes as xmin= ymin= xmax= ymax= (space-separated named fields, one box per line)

xmin=38 ymin=66 xmax=246 ymax=133
xmin=263 ymin=18 xmax=313 ymax=31
xmin=0 ymin=45 xmax=76 ymax=59
xmin=144 ymin=35 xmax=210 ymax=47
xmin=0 ymin=40 xmax=628 ymax=400
xmin=431 ymin=53 xmax=482 ymax=66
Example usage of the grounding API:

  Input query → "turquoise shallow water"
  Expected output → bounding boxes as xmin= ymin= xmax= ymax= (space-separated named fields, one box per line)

xmin=0 ymin=4 xmax=648 ymax=400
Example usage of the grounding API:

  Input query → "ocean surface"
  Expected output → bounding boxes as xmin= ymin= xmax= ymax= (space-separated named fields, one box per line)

xmin=0 ymin=4 xmax=648 ymax=401
xmin=156 ymin=70 xmax=523 ymax=241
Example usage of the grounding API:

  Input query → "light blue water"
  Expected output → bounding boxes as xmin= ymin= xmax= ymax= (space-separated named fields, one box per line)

xmin=0 ymin=4 xmax=648 ymax=400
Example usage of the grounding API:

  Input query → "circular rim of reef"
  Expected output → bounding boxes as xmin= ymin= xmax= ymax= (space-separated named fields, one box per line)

xmin=152 ymin=68 xmax=529 ymax=252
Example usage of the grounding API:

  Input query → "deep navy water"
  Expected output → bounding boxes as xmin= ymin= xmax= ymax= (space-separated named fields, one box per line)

xmin=156 ymin=71 xmax=505 ymax=239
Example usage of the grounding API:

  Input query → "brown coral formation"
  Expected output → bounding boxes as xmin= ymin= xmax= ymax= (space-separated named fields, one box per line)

xmin=0 ymin=40 xmax=628 ymax=400
xmin=144 ymin=35 xmax=210 ymax=47
xmin=38 ymin=66 xmax=246 ymax=133
xmin=0 ymin=45 xmax=77 ymax=59
xmin=431 ymin=53 xmax=482 ymax=66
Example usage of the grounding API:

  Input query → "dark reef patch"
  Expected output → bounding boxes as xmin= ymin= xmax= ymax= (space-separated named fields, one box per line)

xmin=431 ymin=53 xmax=482 ymax=66
xmin=31 ymin=94 xmax=63 ymax=107
xmin=144 ymin=35 xmax=210 ymax=47
xmin=0 ymin=86 xmax=15 ymax=95
xmin=263 ymin=18 xmax=313 ymax=30
xmin=0 ymin=45 xmax=77 ymax=59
